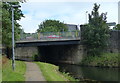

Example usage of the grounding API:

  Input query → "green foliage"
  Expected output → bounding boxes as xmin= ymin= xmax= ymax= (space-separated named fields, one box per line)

xmin=19 ymin=32 xmax=38 ymax=40
xmin=82 ymin=3 xmax=110 ymax=56
xmin=37 ymin=19 xmax=68 ymax=32
xmin=62 ymin=72 xmax=79 ymax=81
xmin=2 ymin=58 xmax=26 ymax=81
xmin=113 ymin=24 xmax=120 ymax=30
xmin=0 ymin=2 xmax=2 ymax=44
xmin=2 ymin=2 xmax=24 ymax=47
xmin=81 ymin=53 xmax=119 ymax=68
xmin=32 ymin=54 xmax=40 ymax=61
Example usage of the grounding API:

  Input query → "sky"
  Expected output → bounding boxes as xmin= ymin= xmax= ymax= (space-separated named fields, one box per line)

xmin=18 ymin=0 xmax=119 ymax=33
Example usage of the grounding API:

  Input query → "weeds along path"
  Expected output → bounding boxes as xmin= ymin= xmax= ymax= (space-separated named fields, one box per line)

xmin=25 ymin=62 xmax=46 ymax=81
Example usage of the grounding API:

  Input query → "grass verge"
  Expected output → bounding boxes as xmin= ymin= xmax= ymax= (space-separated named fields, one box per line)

xmin=81 ymin=53 xmax=119 ymax=68
xmin=36 ymin=62 xmax=78 ymax=81
xmin=0 ymin=55 xmax=2 ymax=82
xmin=2 ymin=56 xmax=26 ymax=81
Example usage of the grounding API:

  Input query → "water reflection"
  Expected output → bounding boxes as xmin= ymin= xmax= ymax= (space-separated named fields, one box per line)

xmin=58 ymin=64 xmax=120 ymax=81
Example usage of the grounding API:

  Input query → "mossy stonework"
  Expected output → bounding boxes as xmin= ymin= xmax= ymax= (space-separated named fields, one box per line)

xmin=15 ymin=47 xmax=38 ymax=61
xmin=106 ymin=30 xmax=120 ymax=53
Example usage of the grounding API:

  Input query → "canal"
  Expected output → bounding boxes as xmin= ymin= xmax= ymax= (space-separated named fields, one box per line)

xmin=56 ymin=63 xmax=120 ymax=82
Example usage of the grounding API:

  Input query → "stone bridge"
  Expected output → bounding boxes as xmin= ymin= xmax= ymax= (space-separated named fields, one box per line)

xmin=15 ymin=30 xmax=120 ymax=64
xmin=15 ymin=31 xmax=87 ymax=64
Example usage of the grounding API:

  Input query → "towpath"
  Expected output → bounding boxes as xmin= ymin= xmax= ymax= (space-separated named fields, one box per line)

xmin=25 ymin=62 xmax=46 ymax=81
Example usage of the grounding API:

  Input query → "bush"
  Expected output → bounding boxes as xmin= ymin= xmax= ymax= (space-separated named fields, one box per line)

xmin=32 ymin=54 xmax=40 ymax=61
xmin=81 ymin=53 xmax=119 ymax=68
xmin=81 ymin=3 xmax=110 ymax=56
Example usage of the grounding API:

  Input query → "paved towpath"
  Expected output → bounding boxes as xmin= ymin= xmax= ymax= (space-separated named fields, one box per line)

xmin=25 ymin=62 xmax=46 ymax=81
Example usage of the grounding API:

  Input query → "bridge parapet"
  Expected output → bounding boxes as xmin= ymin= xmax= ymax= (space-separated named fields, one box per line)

xmin=19 ymin=31 xmax=81 ymax=41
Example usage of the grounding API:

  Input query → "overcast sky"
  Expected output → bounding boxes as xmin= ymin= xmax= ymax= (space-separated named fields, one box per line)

xmin=18 ymin=0 xmax=119 ymax=33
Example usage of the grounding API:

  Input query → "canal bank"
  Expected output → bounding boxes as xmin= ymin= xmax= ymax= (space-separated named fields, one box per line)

xmin=80 ymin=53 xmax=119 ymax=68
xmin=57 ymin=63 xmax=120 ymax=82
xmin=35 ymin=62 xmax=78 ymax=81
xmin=51 ymin=53 xmax=120 ymax=82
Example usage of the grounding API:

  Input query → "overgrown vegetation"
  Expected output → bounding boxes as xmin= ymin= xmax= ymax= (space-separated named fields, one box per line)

xmin=37 ymin=19 xmax=68 ymax=32
xmin=2 ymin=56 xmax=26 ymax=81
xmin=32 ymin=54 xmax=40 ymax=61
xmin=0 ymin=55 xmax=2 ymax=82
xmin=81 ymin=53 xmax=119 ymax=68
xmin=2 ymin=2 xmax=24 ymax=47
xmin=113 ymin=24 xmax=120 ymax=30
xmin=2 ymin=2 xmax=24 ymax=58
xmin=82 ymin=3 xmax=110 ymax=56
xmin=36 ymin=62 xmax=78 ymax=81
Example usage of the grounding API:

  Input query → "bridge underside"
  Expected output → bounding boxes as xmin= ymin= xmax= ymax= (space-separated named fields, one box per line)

xmin=16 ymin=39 xmax=81 ymax=47
xmin=38 ymin=45 xmax=85 ymax=64
xmin=15 ymin=44 xmax=86 ymax=64
xmin=15 ymin=39 xmax=87 ymax=64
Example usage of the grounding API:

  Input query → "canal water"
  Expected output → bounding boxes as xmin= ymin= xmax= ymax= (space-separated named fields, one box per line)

xmin=56 ymin=63 xmax=120 ymax=82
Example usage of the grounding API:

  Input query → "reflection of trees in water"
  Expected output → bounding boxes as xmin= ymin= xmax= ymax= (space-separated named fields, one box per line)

xmin=81 ymin=67 xmax=119 ymax=81
xmin=58 ymin=64 xmax=119 ymax=81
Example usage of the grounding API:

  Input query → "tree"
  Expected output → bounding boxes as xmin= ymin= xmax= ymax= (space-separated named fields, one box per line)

xmin=37 ymin=19 xmax=68 ymax=32
xmin=2 ymin=2 xmax=24 ymax=47
xmin=2 ymin=2 xmax=24 ymax=58
xmin=113 ymin=24 xmax=120 ymax=30
xmin=82 ymin=3 xmax=110 ymax=56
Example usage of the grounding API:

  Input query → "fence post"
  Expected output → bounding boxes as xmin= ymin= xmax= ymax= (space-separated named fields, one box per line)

xmin=38 ymin=32 xmax=40 ymax=39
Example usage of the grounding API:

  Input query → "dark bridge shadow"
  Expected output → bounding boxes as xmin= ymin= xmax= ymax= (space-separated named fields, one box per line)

xmin=38 ymin=44 xmax=85 ymax=64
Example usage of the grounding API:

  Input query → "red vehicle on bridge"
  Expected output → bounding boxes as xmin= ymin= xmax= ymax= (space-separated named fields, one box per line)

xmin=47 ymin=35 xmax=62 ymax=38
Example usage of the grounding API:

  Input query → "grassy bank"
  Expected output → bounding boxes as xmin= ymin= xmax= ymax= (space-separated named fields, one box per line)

xmin=0 ymin=55 xmax=2 ymax=82
xmin=2 ymin=56 xmax=26 ymax=81
xmin=81 ymin=53 xmax=119 ymax=68
xmin=36 ymin=62 xmax=77 ymax=81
